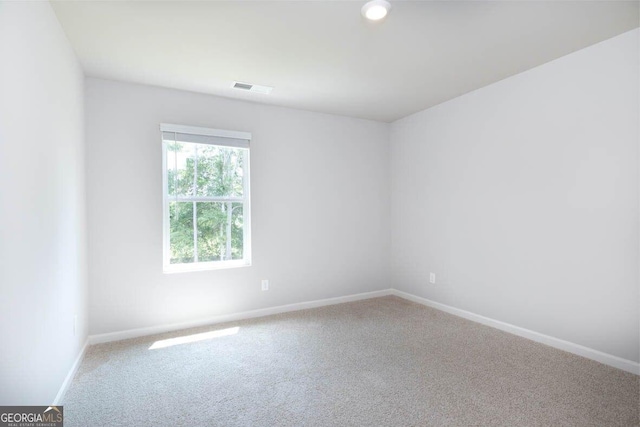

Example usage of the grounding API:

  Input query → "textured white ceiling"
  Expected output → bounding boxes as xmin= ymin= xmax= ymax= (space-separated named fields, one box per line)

xmin=52 ymin=1 xmax=639 ymax=122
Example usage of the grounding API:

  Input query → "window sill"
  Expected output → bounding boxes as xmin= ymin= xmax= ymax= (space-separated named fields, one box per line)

xmin=163 ymin=260 xmax=251 ymax=274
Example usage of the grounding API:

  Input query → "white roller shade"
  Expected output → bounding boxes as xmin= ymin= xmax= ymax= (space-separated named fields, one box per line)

xmin=161 ymin=123 xmax=250 ymax=149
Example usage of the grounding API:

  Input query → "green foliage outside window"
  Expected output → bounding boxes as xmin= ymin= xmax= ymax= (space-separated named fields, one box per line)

xmin=167 ymin=142 xmax=246 ymax=264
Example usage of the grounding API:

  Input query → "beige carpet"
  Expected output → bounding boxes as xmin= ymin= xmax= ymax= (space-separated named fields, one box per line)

xmin=64 ymin=296 xmax=639 ymax=426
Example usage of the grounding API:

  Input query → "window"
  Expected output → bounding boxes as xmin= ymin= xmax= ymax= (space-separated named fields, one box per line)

xmin=161 ymin=124 xmax=251 ymax=272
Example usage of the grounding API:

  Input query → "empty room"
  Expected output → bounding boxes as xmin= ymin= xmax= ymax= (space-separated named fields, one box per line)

xmin=0 ymin=0 xmax=638 ymax=425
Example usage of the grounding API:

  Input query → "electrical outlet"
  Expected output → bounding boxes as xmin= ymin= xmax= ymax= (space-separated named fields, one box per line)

xmin=261 ymin=279 xmax=269 ymax=291
xmin=429 ymin=273 xmax=436 ymax=284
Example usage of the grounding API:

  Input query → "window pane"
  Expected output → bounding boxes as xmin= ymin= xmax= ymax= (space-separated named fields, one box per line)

xmin=196 ymin=145 xmax=245 ymax=198
xmin=230 ymin=203 xmax=244 ymax=260
xmin=196 ymin=202 xmax=225 ymax=262
xmin=196 ymin=202 xmax=244 ymax=262
xmin=169 ymin=201 xmax=194 ymax=264
xmin=167 ymin=142 xmax=196 ymax=197
xmin=166 ymin=145 xmax=176 ymax=196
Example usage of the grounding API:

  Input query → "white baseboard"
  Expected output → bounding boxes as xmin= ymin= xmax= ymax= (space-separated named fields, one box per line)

xmin=53 ymin=339 xmax=88 ymax=405
xmin=89 ymin=289 xmax=393 ymax=345
xmin=391 ymin=289 xmax=640 ymax=375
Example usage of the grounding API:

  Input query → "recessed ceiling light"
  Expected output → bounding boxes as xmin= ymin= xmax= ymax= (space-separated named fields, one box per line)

xmin=361 ymin=0 xmax=391 ymax=21
xmin=232 ymin=81 xmax=273 ymax=94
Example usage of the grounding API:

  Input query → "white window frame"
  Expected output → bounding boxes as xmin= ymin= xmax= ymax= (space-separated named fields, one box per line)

xmin=161 ymin=123 xmax=252 ymax=273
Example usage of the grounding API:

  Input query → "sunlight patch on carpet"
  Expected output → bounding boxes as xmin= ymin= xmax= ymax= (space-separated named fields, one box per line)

xmin=149 ymin=327 xmax=240 ymax=350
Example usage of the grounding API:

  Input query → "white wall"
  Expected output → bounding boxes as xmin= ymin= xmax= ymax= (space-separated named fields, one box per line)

xmin=391 ymin=29 xmax=639 ymax=363
xmin=0 ymin=2 xmax=87 ymax=404
xmin=85 ymin=78 xmax=390 ymax=335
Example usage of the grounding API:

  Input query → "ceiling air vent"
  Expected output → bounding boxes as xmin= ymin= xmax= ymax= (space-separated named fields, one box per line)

xmin=232 ymin=81 xmax=273 ymax=94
